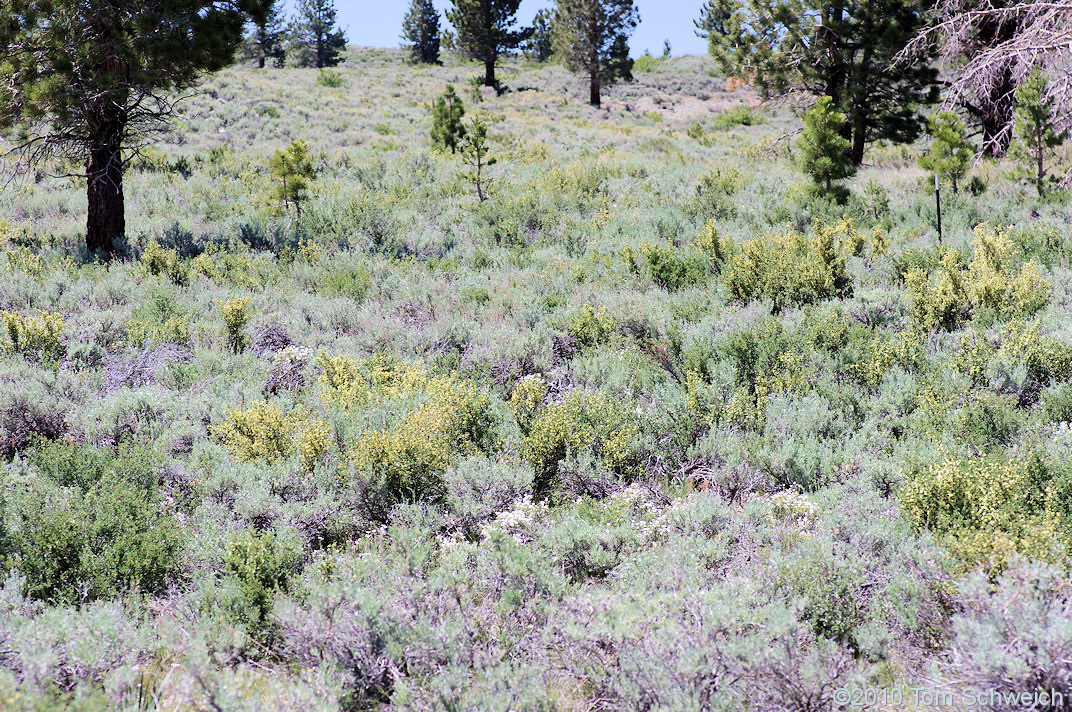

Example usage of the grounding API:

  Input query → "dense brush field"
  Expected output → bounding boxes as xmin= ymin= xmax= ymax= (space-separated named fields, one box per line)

xmin=3 ymin=48 xmax=1072 ymax=710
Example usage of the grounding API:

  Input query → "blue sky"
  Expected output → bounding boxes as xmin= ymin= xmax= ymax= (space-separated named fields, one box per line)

xmin=292 ymin=1 xmax=710 ymax=58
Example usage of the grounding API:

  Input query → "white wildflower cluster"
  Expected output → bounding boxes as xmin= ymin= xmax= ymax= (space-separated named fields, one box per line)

xmin=437 ymin=530 xmax=466 ymax=551
xmin=1050 ymin=421 xmax=1072 ymax=451
xmin=603 ymin=482 xmax=663 ymax=514
xmin=767 ymin=490 xmax=817 ymax=532
xmin=636 ymin=491 xmax=700 ymax=544
xmin=480 ymin=495 xmax=550 ymax=543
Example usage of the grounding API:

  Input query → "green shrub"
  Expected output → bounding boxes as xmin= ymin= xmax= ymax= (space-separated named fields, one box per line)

xmin=1041 ymin=385 xmax=1072 ymax=424
xmin=688 ymin=167 xmax=745 ymax=219
xmin=622 ymin=241 xmax=707 ymax=291
xmin=952 ymin=392 xmax=1022 ymax=449
xmin=717 ymin=317 xmax=790 ymax=392
xmin=1012 ymin=224 xmax=1072 ymax=267
xmin=124 ymin=286 xmax=191 ymax=347
xmin=324 ymin=264 xmax=372 ymax=301
xmin=316 ymin=69 xmax=347 ymax=88
xmin=711 ymin=105 xmax=765 ymax=129
xmin=631 ymin=53 xmax=661 ymax=73
xmin=224 ymin=529 xmax=302 ymax=629
xmin=722 ymin=220 xmax=855 ymax=312
xmin=779 ymin=537 xmax=864 ymax=646
xmin=5 ymin=443 xmax=181 ymax=603
xmin=541 ymin=161 xmax=610 ymax=211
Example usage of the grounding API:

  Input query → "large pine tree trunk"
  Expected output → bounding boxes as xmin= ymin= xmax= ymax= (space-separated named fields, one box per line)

xmin=850 ymin=125 xmax=866 ymax=166
xmin=590 ymin=73 xmax=600 ymax=106
xmin=484 ymin=57 xmax=496 ymax=87
xmin=86 ymin=134 xmax=124 ymax=254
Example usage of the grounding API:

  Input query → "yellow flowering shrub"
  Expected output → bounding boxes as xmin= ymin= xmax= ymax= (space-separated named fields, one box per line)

xmin=350 ymin=375 xmax=497 ymax=500
xmin=316 ymin=352 xmax=426 ymax=410
xmin=694 ymin=219 xmax=726 ymax=266
xmin=214 ymin=402 xmax=335 ymax=470
xmin=567 ymin=304 xmax=617 ymax=349
xmin=955 ymin=321 xmax=1072 ymax=386
xmin=521 ymin=390 xmax=640 ymax=499
xmin=125 ymin=315 xmax=191 ymax=348
xmin=867 ymin=225 xmax=890 ymax=258
xmin=141 ymin=238 xmax=187 ymax=285
xmin=297 ymin=418 xmax=333 ymax=472
xmin=190 ymin=244 xmax=272 ymax=289
xmin=1 ymin=310 xmax=66 ymax=363
xmin=906 ymin=225 xmax=1051 ymax=331
xmin=3 ymin=245 xmax=47 ymax=280
xmin=220 ymin=297 xmax=251 ymax=353
xmin=214 ymin=401 xmax=294 ymax=464
xmin=851 ymin=330 xmax=924 ymax=387
xmin=967 ymin=224 xmax=1051 ymax=322
xmin=508 ymin=375 xmax=548 ymax=436
xmin=900 ymin=454 xmax=1067 ymax=572
xmin=722 ymin=219 xmax=854 ymax=312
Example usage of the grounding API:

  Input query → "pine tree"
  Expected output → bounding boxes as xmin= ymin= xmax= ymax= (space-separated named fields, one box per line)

xmin=606 ymin=34 xmax=634 ymax=84
xmin=919 ymin=111 xmax=973 ymax=195
xmin=707 ymin=0 xmax=938 ymax=164
xmin=247 ymin=1 xmax=287 ymax=68
xmin=291 ymin=0 xmax=347 ymax=68
xmin=402 ymin=0 xmax=442 ymax=65
xmin=524 ymin=9 xmax=555 ymax=62
xmin=0 ymin=0 xmax=271 ymax=254
xmin=694 ymin=0 xmax=735 ymax=41
xmin=430 ymin=85 xmax=467 ymax=153
xmin=799 ymin=96 xmax=856 ymax=200
xmin=446 ymin=0 xmax=531 ymax=88
xmin=460 ymin=114 xmax=496 ymax=202
xmin=1013 ymin=68 xmax=1066 ymax=196
xmin=553 ymin=0 xmax=639 ymax=107
xmin=270 ymin=140 xmax=317 ymax=218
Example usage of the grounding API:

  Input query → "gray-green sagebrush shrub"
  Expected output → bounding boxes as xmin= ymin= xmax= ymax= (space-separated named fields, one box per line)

xmin=943 ymin=560 xmax=1072 ymax=708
